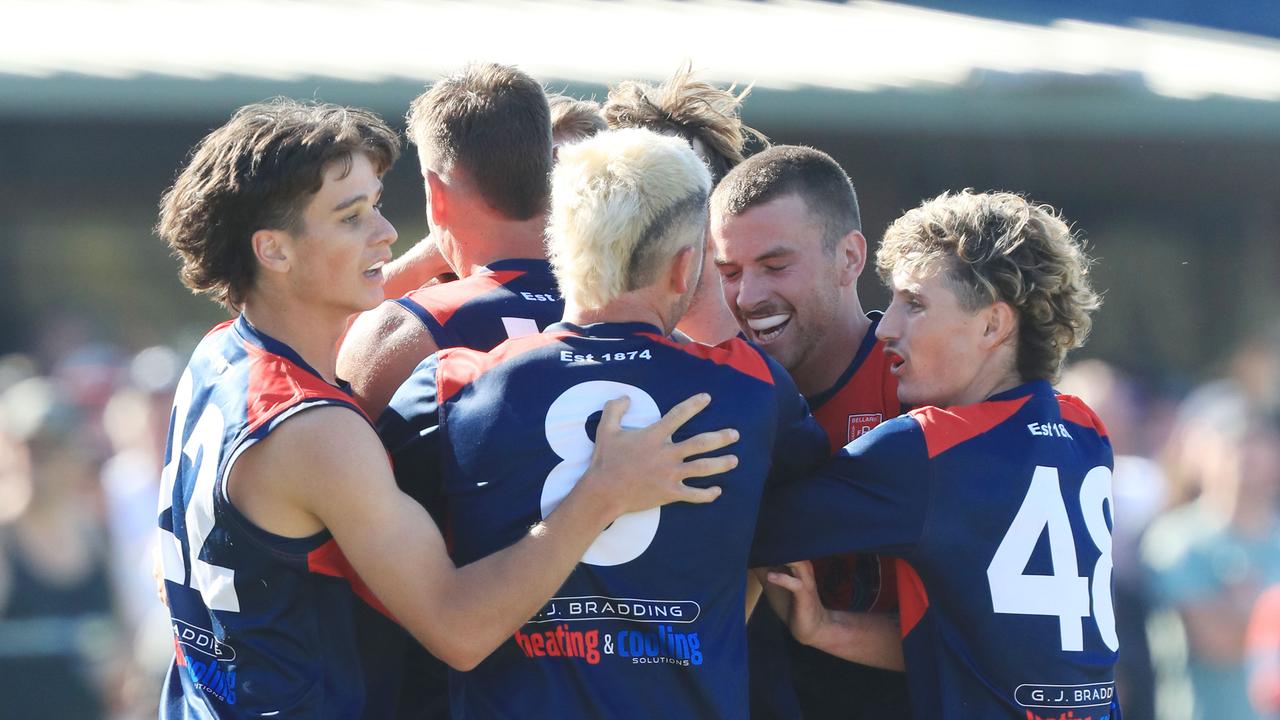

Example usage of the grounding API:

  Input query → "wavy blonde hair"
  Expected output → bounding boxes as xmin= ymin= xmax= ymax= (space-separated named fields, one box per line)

xmin=877 ymin=190 xmax=1101 ymax=382
xmin=547 ymin=128 xmax=712 ymax=310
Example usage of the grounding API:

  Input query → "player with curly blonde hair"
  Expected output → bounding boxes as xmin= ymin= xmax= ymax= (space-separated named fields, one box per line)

xmin=754 ymin=190 xmax=1118 ymax=720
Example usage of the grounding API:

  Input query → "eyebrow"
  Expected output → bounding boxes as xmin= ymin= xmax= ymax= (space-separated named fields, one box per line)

xmin=753 ymin=246 xmax=794 ymax=263
xmin=331 ymin=182 xmax=383 ymax=213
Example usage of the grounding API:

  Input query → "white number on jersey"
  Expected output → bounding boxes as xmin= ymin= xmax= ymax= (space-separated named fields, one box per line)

xmin=540 ymin=381 xmax=662 ymax=566
xmin=501 ymin=316 xmax=540 ymax=339
xmin=157 ymin=368 xmax=240 ymax=612
xmin=986 ymin=465 xmax=1117 ymax=652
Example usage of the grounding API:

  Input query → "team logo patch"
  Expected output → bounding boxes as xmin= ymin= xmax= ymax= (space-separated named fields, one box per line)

xmin=847 ymin=413 xmax=883 ymax=441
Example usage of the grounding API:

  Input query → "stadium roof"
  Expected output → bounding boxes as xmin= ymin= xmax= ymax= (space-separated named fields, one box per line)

xmin=5 ymin=0 xmax=1280 ymax=136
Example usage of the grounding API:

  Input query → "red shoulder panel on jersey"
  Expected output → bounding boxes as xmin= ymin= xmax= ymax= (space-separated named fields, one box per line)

xmin=402 ymin=269 xmax=525 ymax=327
xmin=909 ymin=395 xmax=1031 ymax=459
xmin=896 ymin=560 xmax=929 ymax=638
xmin=639 ymin=333 xmax=773 ymax=385
xmin=243 ymin=345 xmax=368 ymax=431
xmin=1057 ymin=394 xmax=1110 ymax=438
xmin=436 ymin=331 xmax=576 ymax=404
xmin=307 ymin=539 xmax=396 ymax=621
xmin=205 ymin=319 xmax=236 ymax=339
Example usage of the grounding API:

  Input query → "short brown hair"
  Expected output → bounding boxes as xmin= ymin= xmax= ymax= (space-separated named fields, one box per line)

xmin=406 ymin=63 xmax=551 ymax=220
xmin=547 ymin=94 xmax=607 ymax=146
xmin=877 ymin=190 xmax=1101 ymax=383
xmin=711 ymin=145 xmax=861 ymax=252
xmin=602 ymin=64 xmax=766 ymax=185
xmin=157 ymin=98 xmax=399 ymax=311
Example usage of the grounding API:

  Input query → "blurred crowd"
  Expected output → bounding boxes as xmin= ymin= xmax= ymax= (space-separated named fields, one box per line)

xmin=3 ymin=319 xmax=1280 ymax=719
xmin=0 ymin=338 xmax=181 ymax=718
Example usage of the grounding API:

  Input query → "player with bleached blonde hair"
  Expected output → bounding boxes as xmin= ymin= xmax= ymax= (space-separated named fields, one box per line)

xmin=547 ymin=127 xmax=712 ymax=313
xmin=377 ymin=127 xmax=830 ymax=718
xmin=604 ymin=64 xmax=768 ymax=345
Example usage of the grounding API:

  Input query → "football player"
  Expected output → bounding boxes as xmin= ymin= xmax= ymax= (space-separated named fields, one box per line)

xmin=154 ymin=99 xmax=737 ymax=718
xmin=755 ymin=190 xmax=1117 ymax=720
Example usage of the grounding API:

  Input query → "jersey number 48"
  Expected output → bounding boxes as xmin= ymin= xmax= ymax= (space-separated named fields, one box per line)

xmin=986 ymin=465 xmax=1118 ymax=652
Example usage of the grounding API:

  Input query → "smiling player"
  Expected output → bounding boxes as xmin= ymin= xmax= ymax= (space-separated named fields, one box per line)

xmin=754 ymin=189 xmax=1118 ymax=720
xmin=154 ymin=99 xmax=738 ymax=719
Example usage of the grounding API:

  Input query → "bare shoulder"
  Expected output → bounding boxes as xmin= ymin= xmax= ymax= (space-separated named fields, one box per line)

xmin=340 ymin=301 xmax=428 ymax=368
xmin=338 ymin=301 xmax=439 ymax=415
xmin=229 ymin=404 xmax=391 ymax=537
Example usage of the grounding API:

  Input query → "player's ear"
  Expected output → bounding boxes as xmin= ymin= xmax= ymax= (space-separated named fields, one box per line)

xmin=980 ymin=300 xmax=1017 ymax=350
xmin=835 ymin=230 xmax=867 ymax=287
xmin=425 ymin=170 xmax=448 ymax=228
xmin=252 ymin=228 xmax=291 ymax=274
xmin=670 ymin=245 xmax=698 ymax=294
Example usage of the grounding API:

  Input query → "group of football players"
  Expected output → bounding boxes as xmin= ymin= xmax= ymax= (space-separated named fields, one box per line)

xmin=154 ymin=63 xmax=1120 ymax=719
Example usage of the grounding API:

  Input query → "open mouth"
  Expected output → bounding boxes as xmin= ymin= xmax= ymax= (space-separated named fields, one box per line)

xmin=885 ymin=348 xmax=905 ymax=374
xmin=363 ymin=260 xmax=387 ymax=280
xmin=746 ymin=313 xmax=791 ymax=344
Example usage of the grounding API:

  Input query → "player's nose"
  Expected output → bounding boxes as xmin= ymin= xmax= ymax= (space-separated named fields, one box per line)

xmin=734 ymin=268 xmax=770 ymax=313
xmin=877 ymin=301 xmax=902 ymax=341
xmin=373 ymin=210 xmax=398 ymax=248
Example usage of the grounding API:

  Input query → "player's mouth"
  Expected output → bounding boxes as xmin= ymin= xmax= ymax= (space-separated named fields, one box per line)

xmin=745 ymin=313 xmax=791 ymax=344
xmin=885 ymin=348 xmax=906 ymax=375
xmin=363 ymin=260 xmax=388 ymax=280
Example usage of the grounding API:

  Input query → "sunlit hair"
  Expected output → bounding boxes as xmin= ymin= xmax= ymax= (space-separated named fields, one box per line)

xmin=602 ymin=63 xmax=766 ymax=185
xmin=711 ymin=145 xmax=860 ymax=254
xmin=548 ymin=128 xmax=712 ymax=310
xmin=548 ymin=93 xmax=607 ymax=147
xmin=406 ymin=62 xmax=551 ymax=220
xmin=877 ymin=190 xmax=1101 ymax=383
xmin=157 ymin=98 xmax=399 ymax=311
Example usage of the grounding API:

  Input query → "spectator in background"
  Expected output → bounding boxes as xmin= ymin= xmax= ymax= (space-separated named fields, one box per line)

xmin=0 ymin=375 xmax=117 ymax=718
xmin=1247 ymin=585 xmax=1280 ymax=719
xmin=603 ymin=63 xmax=766 ymax=345
xmin=100 ymin=346 xmax=184 ymax=716
xmin=1143 ymin=405 xmax=1280 ymax=720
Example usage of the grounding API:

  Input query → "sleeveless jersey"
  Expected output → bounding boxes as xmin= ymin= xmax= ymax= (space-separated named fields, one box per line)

xmin=157 ymin=316 xmax=388 ymax=719
xmin=753 ymin=380 xmax=1122 ymax=720
xmin=371 ymin=257 xmax=565 ymax=719
xmin=377 ymin=321 xmax=829 ymax=719
xmin=395 ymin=258 xmax=563 ymax=351
xmin=750 ymin=311 xmax=911 ymax=720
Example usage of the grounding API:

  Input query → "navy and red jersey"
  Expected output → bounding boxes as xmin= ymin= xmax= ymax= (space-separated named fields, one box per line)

xmin=806 ymin=311 xmax=902 ymax=613
xmin=157 ymin=316 xmax=388 ymax=719
xmin=748 ymin=311 xmax=908 ymax=720
xmin=370 ymin=257 xmax=564 ymax=718
xmin=395 ymin=257 xmax=563 ymax=351
xmin=753 ymin=380 xmax=1122 ymax=720
xmin=376 ymin=321 xmax=829 ymax=719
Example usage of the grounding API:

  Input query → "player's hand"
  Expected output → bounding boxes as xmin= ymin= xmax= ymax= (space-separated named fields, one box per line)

xmin=766 ymin=560 xmax=833 ymax=647
xmin=381 ymin=235 xmax=453 ymax=298
xmin=584 ymin=393 xmax=737 ymax=516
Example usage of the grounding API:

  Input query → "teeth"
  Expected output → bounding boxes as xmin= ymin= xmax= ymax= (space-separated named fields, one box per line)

xmin=746 ymin=314 xmax=789 ymax=332
xmin=365 ymin=261 xmax=386 ymax=273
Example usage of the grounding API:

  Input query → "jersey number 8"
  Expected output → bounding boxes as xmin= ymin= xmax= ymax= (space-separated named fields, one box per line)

xmin=540 ymin=381 xmax=663 ymax=567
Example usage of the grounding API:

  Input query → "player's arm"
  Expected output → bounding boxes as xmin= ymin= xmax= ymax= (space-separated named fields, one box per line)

xmin=337 ymin=303 xmax=440 ymax=418
xmin=751 ymin=416 xmax=931 ymax=567
xmin=381 ymin=235 xmax=453 ymax=299
xmin=759 ymin=562 xmax=905 ymax=671
xmin=237 ymin=394 xmax=736 ymax=671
